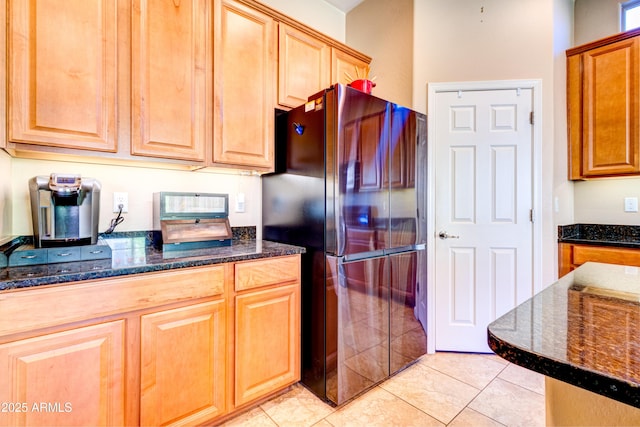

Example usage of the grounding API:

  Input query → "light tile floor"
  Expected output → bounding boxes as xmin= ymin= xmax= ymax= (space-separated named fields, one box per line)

xmin=220 ymin=352 xmax=545 ymax=427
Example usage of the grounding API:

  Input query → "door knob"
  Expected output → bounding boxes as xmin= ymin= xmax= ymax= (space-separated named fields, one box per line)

xmin=438 ymin=231 xmax=460 ymax=240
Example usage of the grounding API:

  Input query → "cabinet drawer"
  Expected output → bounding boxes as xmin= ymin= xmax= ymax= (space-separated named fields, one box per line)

xmin=235 ymin=255 xmax=300 ymax=292
xmin=0 ymin=265 xmax=227 ymax=336
xmin=572 ymin=245 xmax=640 ymax=266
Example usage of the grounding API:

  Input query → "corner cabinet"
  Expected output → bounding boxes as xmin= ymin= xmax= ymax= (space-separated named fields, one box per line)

xmin=212 ymin=0 xmax=276 ymax=170
xmin=567 ymin=29 xmax=640 ymax=179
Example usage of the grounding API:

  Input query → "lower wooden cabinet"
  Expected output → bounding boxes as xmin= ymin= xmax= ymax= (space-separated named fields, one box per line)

xmin=0 ymin=321 xmax=125 ymax=427
xmin=140 ymin=300 xmax=226 ymax=426
xmin=0 ymin=255 xmax=301 ymax=426
xmin=235 ymin=284 xmax=300 ymax=406
xmin=559 ymin=242 xmax=640 ymax=277
xmin=567 ymin=287 xmax=640 ymax=383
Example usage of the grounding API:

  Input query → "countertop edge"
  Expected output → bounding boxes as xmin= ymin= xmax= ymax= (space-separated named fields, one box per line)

xmin=0 ymin=240 xmax=305 ymax=291
xmin=488 ymin=327 xmax=640 ymax=409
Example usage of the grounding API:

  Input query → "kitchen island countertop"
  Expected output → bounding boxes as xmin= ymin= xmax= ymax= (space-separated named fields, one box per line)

xmin=488 ymin=261 xmax=640 ymax=410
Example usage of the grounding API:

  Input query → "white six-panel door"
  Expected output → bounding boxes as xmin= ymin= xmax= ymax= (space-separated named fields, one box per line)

xmin=432 ymin=87 xmax=534 ymax=353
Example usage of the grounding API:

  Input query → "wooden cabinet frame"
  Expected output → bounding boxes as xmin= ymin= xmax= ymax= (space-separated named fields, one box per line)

xmin=0 ymin=255 xmax=301 ymax=426
xmin=559 ymin=242 xmax=640 ymax=277
xmin=567 ymin=28 xmax=640 ymax=179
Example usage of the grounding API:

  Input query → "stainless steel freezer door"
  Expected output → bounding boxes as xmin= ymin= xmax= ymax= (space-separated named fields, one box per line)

xmin=325 ymin=254 xmax=389 ymax=406
xmin=325 ymin=249 xmax=427 ymax=405
xmin=387 ymin=250 xmax=427 ymax=374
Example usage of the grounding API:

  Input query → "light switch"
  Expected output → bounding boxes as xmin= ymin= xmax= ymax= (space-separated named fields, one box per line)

xmin=624 ymin=197 xmax=638 ymax=212
xmin=236 ymin=193 xmax=245 ymax=213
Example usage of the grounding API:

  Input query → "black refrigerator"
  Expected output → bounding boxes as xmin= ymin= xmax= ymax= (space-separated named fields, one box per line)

xmin=263 ymin=84 xmax=427 ymax=406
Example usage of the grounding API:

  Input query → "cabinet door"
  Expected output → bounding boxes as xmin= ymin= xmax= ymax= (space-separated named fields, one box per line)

xmin=581 ymin=37 xmax=640 ymax=177
xmin=213 ymin=0 xmax=276 ymax=170
xmin=131 ymin=0 xmax=207 ymax=161
xmin=8 ymin=0 xmax=117 ymax=152
xmin=278 ymin=24 xmax=330 ymax=108
xmin=0 ymin=321 xmax=125 ymax=427
xmin=140 ymin=300 xmax=226 ymax=426
xmin=235 ymin=284 xmax=300 ymax=406
xmin=332 ymin=48 xmax=370 ymax=86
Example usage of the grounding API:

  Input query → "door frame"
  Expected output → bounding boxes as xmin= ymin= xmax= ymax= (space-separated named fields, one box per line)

xmin=426 ymin=79 xmax=543 ymax=354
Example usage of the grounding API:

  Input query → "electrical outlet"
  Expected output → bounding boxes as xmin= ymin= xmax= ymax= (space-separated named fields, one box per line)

xmin=113 ymin=192 xmax=129 ymax=213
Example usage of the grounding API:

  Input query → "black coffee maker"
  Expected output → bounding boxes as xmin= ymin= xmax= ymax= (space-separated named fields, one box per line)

xmin=28 ymin=173 xmax=101 ymax=248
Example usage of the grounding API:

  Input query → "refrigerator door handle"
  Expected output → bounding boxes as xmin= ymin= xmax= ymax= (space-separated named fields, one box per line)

xmin=384 ymin=243 xmax=426 ymax=255
xmin=342 ymin=249 xmax=386 ymax=263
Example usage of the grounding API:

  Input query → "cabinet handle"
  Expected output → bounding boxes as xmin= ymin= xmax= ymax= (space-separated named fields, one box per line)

xmin=21 ymin=255 xmax=37 ymax=259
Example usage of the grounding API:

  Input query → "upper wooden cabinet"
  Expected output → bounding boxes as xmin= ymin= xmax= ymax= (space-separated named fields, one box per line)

xmin=332 ymin=48 xmax=370 ymax=86
xmin=131 ymin=0 xmax=208 ymax=162
xmin=276 ymin=22 xmax=372 ymax=109
xmin=278 ymin=24 xmax=331 ymax=108
xmin=3 ymin=0 xmax=369 ymax=172
xmin=567 ymin=29 xmax=640 ymax=179
xmin=213 ymin=0 xmax=276 ymax=170
xmin=7 ymin=0 xmax=118 ymax=152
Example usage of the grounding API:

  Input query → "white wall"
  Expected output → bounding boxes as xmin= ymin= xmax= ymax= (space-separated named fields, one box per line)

xmin=345 ymin=0 xmax=413 ymax=107
xmin=260 ymin=0 xmax=346 ymax=42
xmin=410 ymin=0 xmax=572 ymax=284
xmin=10 ymin=159 xmax=261 ymax=237
xmin=574 ymin=0 xmax=620 ymax=44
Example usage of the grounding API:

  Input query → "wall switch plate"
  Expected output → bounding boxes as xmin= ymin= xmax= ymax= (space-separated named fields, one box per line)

xmin=236 ymin=193 xmax=245 ymax=213
xmin=113 ymin=192 xmax=129 ymax=213
xmin=624 ymin=197 xmax=638 ymax=213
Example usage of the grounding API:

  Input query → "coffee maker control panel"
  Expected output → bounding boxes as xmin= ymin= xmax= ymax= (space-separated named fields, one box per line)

xmin=48 ymin=173 xmax=82 ymax=194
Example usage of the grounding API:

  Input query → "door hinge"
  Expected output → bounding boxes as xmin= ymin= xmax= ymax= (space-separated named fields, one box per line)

xmin=530 ymin=209 xmax=534 ymax=223
xmin=529 ymin=111 xmax=534 ymax=125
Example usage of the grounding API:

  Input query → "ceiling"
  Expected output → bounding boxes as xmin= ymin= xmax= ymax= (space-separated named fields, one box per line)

xmin=323 ymin=0 xmax=365 ymax=13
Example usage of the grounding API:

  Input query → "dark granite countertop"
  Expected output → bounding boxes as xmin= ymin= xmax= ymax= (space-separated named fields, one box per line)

xmin=558 ymin=223 xmax=640 ymax=249
xmin=488 ymin=262 xmax=640 ymax=408
xmin=0 ymin=230 xmax=305 ymax=291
